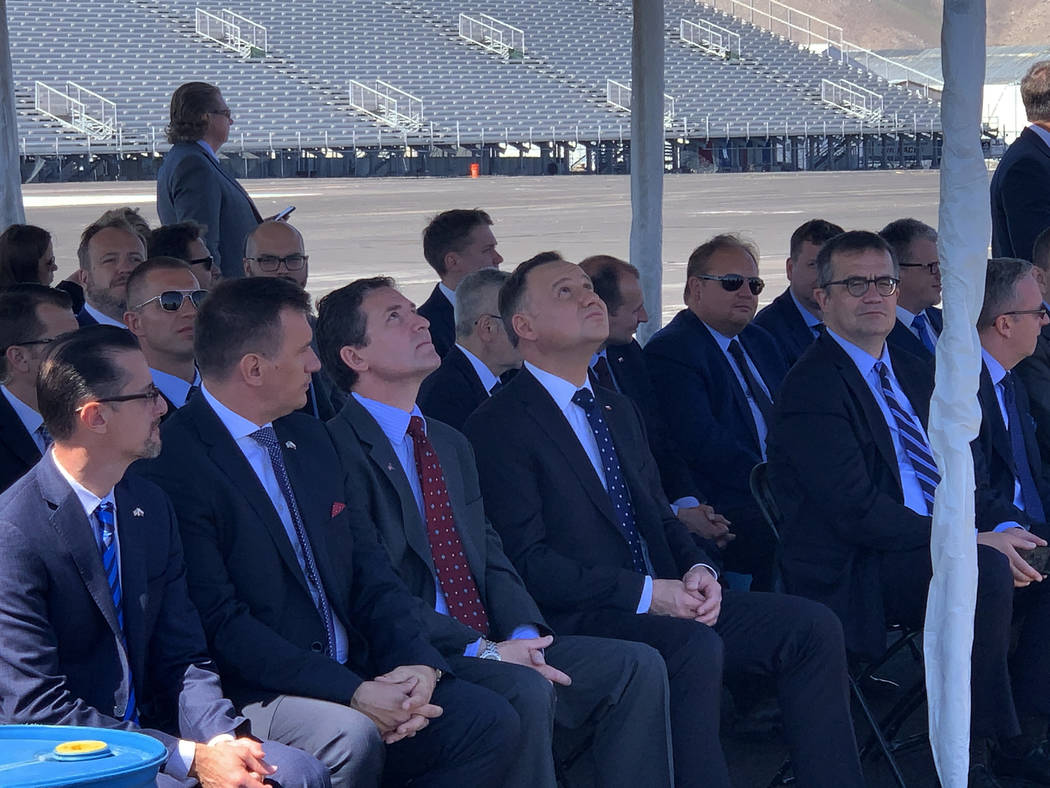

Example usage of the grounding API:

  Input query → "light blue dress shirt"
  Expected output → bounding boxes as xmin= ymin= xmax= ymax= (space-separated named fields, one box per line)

xmin=200 ymin=385 xmax=349 ymax=663
xmin=195 ymin=139 xmax=219 ymax=163
xmin=895 ymin=306 xmax=939 ymax=350
xmin=150 ymin=368 xmax=201 ymax=409
xmin=81 ymin=303 xmax=127 ymax=328
xmin=352 ymin=393 xmax=537 ymax=654
xmin=1 ymin=385 xmax=45 ymax=452
xmin=702 ymin=323 xmax=771 ymax=458
xmin=456 ymin=344 xmax=501 ymax=395
xmin=789 ymin=290 xmax=823 ymax=337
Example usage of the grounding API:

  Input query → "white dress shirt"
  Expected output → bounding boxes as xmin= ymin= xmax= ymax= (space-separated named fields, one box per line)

xmin=703 ymin=323 xmax=771 ymax=458
xmin=352 ymin=393 xmax=538 ymax=654
xmin=200 ymin=385 xmax=348 ymax=663
xmin=456 ymin=344 xmax=501 ymax=395
xmin=81 ymin=303 xmax=127 ymax=328
xmin=1 ymin=385 xmax=46 ymax=452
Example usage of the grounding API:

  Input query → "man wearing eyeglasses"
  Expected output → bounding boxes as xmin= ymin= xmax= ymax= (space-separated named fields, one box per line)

xmin=124 ymin=257 xmax=206 ymax=414
xmin=157 ymin=82 xmax=263 ymax=281
xmin=149 ymin=221 xmax=220 ymax=290
xmin=0 ymin=285 xmax=78 ymax=493
xmin=766 ymin=232 xmax=1050 ymax=785
xmin=880 ymin=218 xmax=942 ymax=360
xmin=644 ymin=234 xmax=787 ymax=591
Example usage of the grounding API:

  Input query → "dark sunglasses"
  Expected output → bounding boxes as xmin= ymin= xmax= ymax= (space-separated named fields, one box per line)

xmin=189 ymin=255 xmax=215 ymax=271
xmin=133 ymin=290 xmax=207 ymax=312
xmin=76 ymin=385 xmax=163 ymax=412
xmin=696 ymin=273 xmax=764 ymax=296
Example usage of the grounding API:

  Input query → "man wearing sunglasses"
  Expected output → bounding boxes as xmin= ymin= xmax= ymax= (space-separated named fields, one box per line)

xmin=149 ymin=221 xmax=220 ymax=290
xmin=767 ymin=232 xmax=1050 ymax=785
xmin=124 ymin=258 xmax=206 ymax=414
xmin=0 ymin=285 xmax=78 ymax=493
xmin=881 ymin=218 xmax=942 ymax=361
xmin=645 ymin=234 xmax=787 ymax=591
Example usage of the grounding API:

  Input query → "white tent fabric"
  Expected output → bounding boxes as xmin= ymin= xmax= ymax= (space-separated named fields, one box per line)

xmin=0 ymin=1 xmax=24 ymax=228
xmin=925 ymin=0 xmax=988 ymax=784
xmin=630 ymin=0 xmax=663 ymax=345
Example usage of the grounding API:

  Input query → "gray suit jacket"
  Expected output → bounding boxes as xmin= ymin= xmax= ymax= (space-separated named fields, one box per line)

xmin=0 ymin=455 xmax=244 ymax=764
xmin=156 ymin=142 xmax=262 ymax=279
xmin=327 ymin=396 xmax=549 ymax=656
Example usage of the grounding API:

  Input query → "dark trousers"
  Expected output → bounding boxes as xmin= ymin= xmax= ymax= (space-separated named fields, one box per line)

xmin=449 ymin=635 xmax=672 ymax=788
xmin=718 ymin=502 xmax=779 ymax=591
xmin=569 ymin=590 xmax=863 ymax=788
xmin=880 ymin=543 xmax=1050 ymax=739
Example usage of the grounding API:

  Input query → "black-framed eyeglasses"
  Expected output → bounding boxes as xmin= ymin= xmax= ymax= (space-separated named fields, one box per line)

xmin=1001 ymin=307 xmax=1049 ymax=319
xmin=899 ymin=261 xmax=940 ymax=274
xmin=133 ymin=289 xmax=207 ymax=312
xmin=246 ymin=254 xmax=308 ymax=272
xmin=474 ymin=313 xmax=503 ymax=326
xmin=696 ymin=273 xmax=764 ymax=296
xmin=75 ymin=384 xmax=163 ymax=412
xmin=189 ymin=255 xmax=214 ymax=271
xmin=822 ymin=276 xmax=900 ymax=297
xmin=8 ymin=336 xmax=58 ymax=349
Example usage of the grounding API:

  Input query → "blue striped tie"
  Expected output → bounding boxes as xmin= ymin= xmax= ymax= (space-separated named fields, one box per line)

xmin=875 ymin=362 xmax=940 ymax=513
xmin=911 ymin=312 xmax=936 ymax=354
xmin=95 ymin=502 xmax=137 ymax=723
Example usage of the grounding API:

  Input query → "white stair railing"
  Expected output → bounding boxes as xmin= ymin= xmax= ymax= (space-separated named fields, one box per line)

xmin=195 ymin=8 xmax=268 ymax=57
xmin=34 ymin=80 xmax=118 ymax=140
xmin=458 ymin=13 xmax=525 ymax=61
xmin=681 ymin=18 xmax=741 ymax=60
xmin=348 ymin=80 xmax=424 ymax=131
xmin=821 ymin=78 xmax=884 ymax=120
xmin=606 ymin=79 xmax=676 ymax=127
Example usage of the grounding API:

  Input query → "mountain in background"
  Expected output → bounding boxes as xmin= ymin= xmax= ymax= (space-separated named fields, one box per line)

xmin=772 ymin=0 xmax=1048 ymax=51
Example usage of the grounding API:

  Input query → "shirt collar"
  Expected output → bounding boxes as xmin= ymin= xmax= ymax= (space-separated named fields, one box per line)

xmin=981 ymin=347 xmax=1008 ymax=387
xmin=826 ymin=327 xmax=892 ymax=381
xmin=200 ymin=383 xmax=269 ymax=441
xmin=82 ymin=302 xmax=127 ymax=328
xmin=789 ymin=289 xmax=822 ymax=328
xmin=49 ymin=450 xmax=115 ymax=521
xmin=895 ymin=305 xmax=921 ymax=325
xmin=590 ymin=348 xmax=609 ymax=366
xmin=438 ymin=282 xmax=456 ymax=308
xmin=150 ymin=367 xmax=200 ymax=408
xmin=524 ymin=361 xmax=592 ymax=411
xmin=196 ymin=139 xmax=220 ymax=163
xmin=351 ymin=391 xmax=423 ymax=443
xmin=1 ymin=385 xmax=42 ymax=435
xmin=455 ymin=344 xmax=500 ymax=394
xmin=1029 ymin=123 xmax=1050 ymax=150
xmin=701 ymin=320 xmax=739 ymax=352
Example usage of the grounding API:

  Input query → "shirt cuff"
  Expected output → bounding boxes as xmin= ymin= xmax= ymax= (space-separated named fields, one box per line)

xmin=636 ymin=575 xmax=653 ymax=614
xmin=463 ymin=637 xmax=484 ymax=657
xmin=509 ymin=624 xmax=540 ymax=641
xmin=691 ymin=562 xmax=718 ymax=581
xmin=672 ymin=497 xmax=702 ymax=515
xmin=167 ymin=740 xmax=197 ymax=779
xmin=994 ymin=521 xmax=1028 ymax=533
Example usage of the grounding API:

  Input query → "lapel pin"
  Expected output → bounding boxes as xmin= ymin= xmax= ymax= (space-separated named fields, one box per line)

xmin=285 ymin=441 xmax=296 ymax=450
xmin=387 ymin=463 xmax=395 ymax=471
xmin=604 ymin=404 xmax=613 ymax=411
xmin=132 ymin=508 xmax=144 ymax=517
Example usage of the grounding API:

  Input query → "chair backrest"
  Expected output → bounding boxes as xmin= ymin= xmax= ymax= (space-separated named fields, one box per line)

xmin=749 ymin=461 xmax=783 ymax=544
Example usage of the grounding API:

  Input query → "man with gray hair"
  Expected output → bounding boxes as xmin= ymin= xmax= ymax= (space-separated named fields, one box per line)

xmin=418 ymin=268 xmax=521 ymax=431
xmin=881 ymin=218 xmax=942 ymax=360
xmin=1016 ymin=227 xmax=1050 ymax=463
xmin=992 ymin=60 xmax=1050 ymax=262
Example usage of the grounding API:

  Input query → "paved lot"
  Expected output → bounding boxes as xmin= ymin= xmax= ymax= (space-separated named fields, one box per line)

xmin=24 ymin=169 xmax=943 ymax=323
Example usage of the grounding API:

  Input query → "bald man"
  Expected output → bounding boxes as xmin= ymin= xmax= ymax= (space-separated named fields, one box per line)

xmin=243 ymin=221 xmax=309 ymax=289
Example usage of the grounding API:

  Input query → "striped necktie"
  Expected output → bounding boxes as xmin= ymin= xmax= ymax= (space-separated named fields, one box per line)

xmin=875 ymin=362 xmax=940 ymax=513
xmin=911 ymin=312 xmax=936 ymax=354
xmin=95 ymin=502 xmax=137 ymax=722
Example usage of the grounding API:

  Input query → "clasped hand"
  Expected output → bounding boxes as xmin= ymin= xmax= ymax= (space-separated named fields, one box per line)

xmin=352 ymin=665 xmax=444 ymax=744
xmin=651 ymin=565 xmax=722 ymax=625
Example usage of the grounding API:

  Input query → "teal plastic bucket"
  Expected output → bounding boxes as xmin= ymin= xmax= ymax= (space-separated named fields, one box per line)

xmin=0 ymin=725 xmax=166 ymax=787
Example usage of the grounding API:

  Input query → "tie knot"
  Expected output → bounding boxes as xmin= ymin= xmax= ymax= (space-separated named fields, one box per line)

xmin=95 ymin=501 xmax=115 ymax=528
xmin=572 ymin=388 xmax=596 ymax=412
xmin=407 ymin=415 xmax=426 ymax=440
xmin=249 ymin=425 xmax=279 ymax=451
xmin=1002 ymin=370 xmax=1016 ymax=396
xmin=912 ymin=313 xmax=928 ymax=329
xmin=36 ymin=423 xmax=52 ymax=448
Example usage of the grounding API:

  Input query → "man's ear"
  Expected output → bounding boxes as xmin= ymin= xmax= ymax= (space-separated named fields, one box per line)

xmin=4 ymin=345 xmax=30 ymax=375
xmin=339 ymin=344 xmax=368 ymax=375
xmin=76 ymin=402 xmax=109 ymax=434
xmin=238 ymin=353 xmax=265 ymax=388
xmin=510 ymin=312 xmax=536 ymax=344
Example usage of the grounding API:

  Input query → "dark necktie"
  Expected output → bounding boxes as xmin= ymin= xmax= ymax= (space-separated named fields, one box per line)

xmin=727 ymin=339 xmax=774 ymax=427
xmin=812 ymin=322 xmax=824 ymax=339
xmin=1002 ymin=373 xmax=1047 ymax=523
xmin=250 ymin=426 xmax=336 ymax=655
xmin=911 ymin=312 xmax=936 ymax=354
xmin=875 ymin=362 xmax=940 ymax=513
xmin=591 ymin=355 xmax=618 ymax=391
xmin=185 ymin=384 xmax=200 ymax=406
xmin=487 ymin=379 xmax=503 ymax=397
xmin=571 ymin=389 xmax=648 ymax=573
xmin=95 ymin=502 xmax=138 ymax=723
xmin=406 ymin=416 xmax=490 ymax=635
xmin=36 ymin=423 xmax=52 ymax=450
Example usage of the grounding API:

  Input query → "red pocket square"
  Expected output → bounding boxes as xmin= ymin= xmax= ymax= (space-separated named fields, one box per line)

xmin=331 ymin=502 xmax=346 ymax=517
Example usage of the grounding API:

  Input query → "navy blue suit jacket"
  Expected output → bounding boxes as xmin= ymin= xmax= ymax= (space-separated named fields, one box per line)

xmin=1015 ymin=321 xmax=1050 ymax=465
xmin=991 ymin=126 xmax=1050 ymax=261
xmin=140 ymin=396 xmax=448 ymax=709
xmin=418 ymin=285 xmax=456 ymax=359
xmin=0 ymin=393 xmax=41 ymax=494
xmin=753 ymin=288 xmax=819 ymax=368
xmin=157 ymin=142 xmax=262 ymax=280
xmin=886 ymin=307 xmax=943 ymax=361
xmin=0 ymin=457 xmax=243 ymax=762
xmin=643 ymin=309 xmax=788 ymax=509
xmin=418 ymin=345 xmax=489 ymax=432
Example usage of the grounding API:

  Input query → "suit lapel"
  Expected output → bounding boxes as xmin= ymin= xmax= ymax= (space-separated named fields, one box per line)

xmin=195 ymin=144 xmax=263 ymax=222
xmin=449 ymin=347 xmax=489 ymax=403
xmin=113 ymin=481 xmax=148 ymax=675
xmin=0 ymin=394 xmax=42 ymax=468
xmin=979 ymin=366 xmax=1016 ymax=472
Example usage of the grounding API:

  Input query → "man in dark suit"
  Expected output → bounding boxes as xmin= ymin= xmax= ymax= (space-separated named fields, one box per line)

xmin=464 ymin=254 xmax=863 ymax=788
xmin=318 ymin=277 xmax=673 ymax=788
xmin=992 ymin=62 xmax=1050 ymax=262
xmin=1014 ymin=227 xmax=1050 ymax=464
xmin=644 ymin=235 xmax=787 ymax=589
xmin=76 ymin=216 xmax=146 ymax=328
xmin=0 ymin=325 xmax=328 ymax=787
xmin=580 ymin=253 xmax=733 ymax=552
xmin=149 ymin=221 xmax=220 ymax=290
xmin=141 ymin=278 xmax=516 ymax=788
xmin=881 ymin=218 xmax=943 ymax=360
xmin=0 ymin=285 xmax=78 ymax=492
xmin=419 ymin=209 xmax=504 ymax=358
xmin=124 ymin=258 xmax=204 ymax=414
xmin=418 ymin=268 xmax=520 ymax=430
xmin=766 ymin=231 xmax=1050 ymax=785
xmin=753 ymin=218 xmax=843 ymax=368
xmin=157 ymin=82 xmax=263 ymax=280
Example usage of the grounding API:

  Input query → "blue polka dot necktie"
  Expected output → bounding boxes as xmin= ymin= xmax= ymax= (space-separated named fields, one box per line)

xmin=95 ymin=502 xmax=138 ymax=723
xmin=571 ymin=389 xmax=647 ymax=573
xmin=407 ymin=416 xmax=490 ymax=635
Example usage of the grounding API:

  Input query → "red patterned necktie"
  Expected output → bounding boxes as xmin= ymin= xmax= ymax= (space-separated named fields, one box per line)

xmin=407 ymin=416 xmax=490 ymax=636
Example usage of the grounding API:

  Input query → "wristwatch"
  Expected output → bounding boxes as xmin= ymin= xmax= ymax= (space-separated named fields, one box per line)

xmin=478 ymin=639 xmax=502 ymax=661
xmin=433 ymin=668 xmax=444 ymax=682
